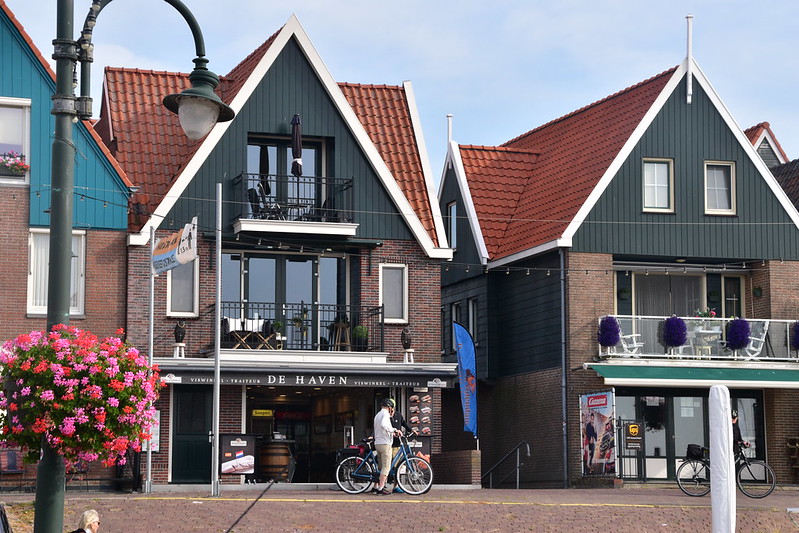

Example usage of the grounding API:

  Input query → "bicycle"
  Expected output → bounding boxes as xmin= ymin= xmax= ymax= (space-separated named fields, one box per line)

xmin=335 ymin=432 xmax=433 ymax=495
xmin=676 ymin=442 xmax=776 ymax=498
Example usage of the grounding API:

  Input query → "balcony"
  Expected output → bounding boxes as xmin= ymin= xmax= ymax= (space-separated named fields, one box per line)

xmin=597 ymin=315 xmax=799 ymax=363
xmin=220 ymin=301 xmax=384 ymax=353
xmin=233 ymin=172 xmax=357 ymax=236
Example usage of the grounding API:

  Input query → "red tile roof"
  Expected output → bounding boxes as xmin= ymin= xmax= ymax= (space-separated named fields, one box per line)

xmin=339 ymin=83 xmax=438 ymax=246
xmin=0 ymin=0 xmax=130 ymax=188
xmin=98 ymin=32 xmax=438 ymax=244
xmin=743 ymin=121 xmax=789 ymax=163
xmin=459 ymin=67 xmax=676 ymax=261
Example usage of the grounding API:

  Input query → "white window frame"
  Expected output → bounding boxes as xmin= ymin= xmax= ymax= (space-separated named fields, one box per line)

xmin=642 ymin=158 xmax=674 ymax=213
xmin=704 ymin=161 xmax=736 ymax=215
xmin=379 ymin=263 xmax=408 ymax=324
xmin=166 ymin=259 xmax=199 ymax=317
xmin=447 ymin=201 xmax=457 ymax=249
xmin=27 ymin=228 xmax=86 ymax=315
xmin=467 ymin=297 xmax=478 ymax=343
xmin=0 ymin=97 xmax=32 ymax=185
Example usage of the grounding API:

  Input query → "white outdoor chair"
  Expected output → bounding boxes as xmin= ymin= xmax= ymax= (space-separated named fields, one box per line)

xmin=618 ymin=334 xmax=644 ymax=356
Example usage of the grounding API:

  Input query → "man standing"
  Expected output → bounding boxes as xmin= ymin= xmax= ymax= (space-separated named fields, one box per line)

xmin=373 ymin=397 xmax=399 ymax=495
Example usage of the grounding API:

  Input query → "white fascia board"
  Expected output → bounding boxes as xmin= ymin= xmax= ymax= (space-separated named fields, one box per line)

xmin=561 ymin=64 xmax=685 ymax=242
xmin=403 ymin=80 xmax=449 ymax=251
xmin=488 ymin=238 xmax=571 ymax=269
xmin=690 ymin=59 xmax=799 ymax=229
xmin=449 ymin=141 xmax=489 ymax=264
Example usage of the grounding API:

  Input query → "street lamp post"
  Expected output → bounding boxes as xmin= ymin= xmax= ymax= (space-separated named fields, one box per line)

xmin=41 ymin=1 xmax=234 ymax=531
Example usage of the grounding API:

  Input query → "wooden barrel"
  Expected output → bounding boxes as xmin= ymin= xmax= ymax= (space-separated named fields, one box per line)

xmin=258 ymin=443 xmax=291 ymax=481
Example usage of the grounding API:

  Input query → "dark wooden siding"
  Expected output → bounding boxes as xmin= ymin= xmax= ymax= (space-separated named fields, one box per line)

xmin=573 ymin=78 xmax=799 ymax=260
xmin=439 ymin=165 xmax=484 ymax=286
xmin=487 ymin=252 xmax=562 ymax=377
xmin=165 ymin=37 xmax=413 ymax=241
xmin=441 ymin=275 xmax=488 ymax=377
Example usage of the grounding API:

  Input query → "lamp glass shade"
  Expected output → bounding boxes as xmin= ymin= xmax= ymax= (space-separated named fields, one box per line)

xmin=177 ymin=95 xmax=220 ymax=140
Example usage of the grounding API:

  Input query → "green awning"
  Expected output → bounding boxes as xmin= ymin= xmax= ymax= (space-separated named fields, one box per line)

xmin=588 ymin=364 xmax=799 ymax=389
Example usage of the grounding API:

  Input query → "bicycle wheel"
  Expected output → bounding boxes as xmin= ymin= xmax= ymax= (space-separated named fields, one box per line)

xmin=396 ymin=456 xmax=433 ymax=495
xmin=676 ymin=459 xmax=710 ymax=497
xmin=736 ymin=460 xmax=776 ymax=498
xmin=335 ymin=456 xmax=374 ymax=494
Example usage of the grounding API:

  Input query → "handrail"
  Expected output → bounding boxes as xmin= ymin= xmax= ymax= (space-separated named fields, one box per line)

xmin=481 ymin=441 xmax=531 ymax=489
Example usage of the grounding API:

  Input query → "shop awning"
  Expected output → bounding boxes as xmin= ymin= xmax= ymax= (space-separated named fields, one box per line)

xmin=587 ymin=363 xmax=799 ymax=389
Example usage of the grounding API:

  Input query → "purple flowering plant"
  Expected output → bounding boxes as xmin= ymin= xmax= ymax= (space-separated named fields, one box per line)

xmin=661 ymin=315 xmax=687 ymax=347
xmin=0 ymin=325 xmax=161 ymax=467
xmin=597 ymin=316 xmax=621 ymax=347
xmin=725 ymin=318 xmax=751 ymax=351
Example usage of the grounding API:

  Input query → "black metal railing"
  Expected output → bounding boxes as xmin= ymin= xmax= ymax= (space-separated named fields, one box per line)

xmin=234 ymin=172 xmax=354 ymax=223
xmin=220 ymin=301 xmax=383 ymax=352
xmin=481 ymin=441 xmax=531 ymax=489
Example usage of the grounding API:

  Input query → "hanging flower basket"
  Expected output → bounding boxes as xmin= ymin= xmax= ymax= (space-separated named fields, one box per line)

xmin=790 ymin=321 xmax=799 ymax=352
xmin=0 ymin=325 xmax=162 ymax=467
xmin=597 ymin=316 xmax=621 ymax=348
xmin=725 ymin=318 xmax=751 ymax=351
xmin=661 ymin=315 xmax=687 ymax=348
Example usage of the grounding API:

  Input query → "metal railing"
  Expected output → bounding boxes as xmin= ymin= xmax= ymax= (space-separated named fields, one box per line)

xmin=234 ymin=172 xmax=354 ymax=223
xmin=481 ymin=441 xmax=531 ymax=489
xmin=220 ymin=300 xmax=383 ymax=352
xmin=598 ymin=315 xmax=799 ymax=362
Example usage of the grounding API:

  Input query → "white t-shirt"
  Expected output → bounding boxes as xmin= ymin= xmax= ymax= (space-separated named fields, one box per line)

xmin=373 ymin=408 xmax=394 ymax=445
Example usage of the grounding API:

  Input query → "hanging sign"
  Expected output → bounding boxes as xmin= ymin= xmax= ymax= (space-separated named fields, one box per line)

xmin=152 ymin=216 xmax=197 ymax=274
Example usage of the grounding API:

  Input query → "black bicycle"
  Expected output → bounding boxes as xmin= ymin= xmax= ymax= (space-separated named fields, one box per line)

xmin=334 ymin=433 xmax=433 ymax=495
xmin=676 ymin=442 xmax=776 ymax=498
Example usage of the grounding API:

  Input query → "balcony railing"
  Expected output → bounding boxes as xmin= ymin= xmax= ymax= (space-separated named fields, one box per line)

xmin=221 ymin=301 xmax=384 ymax=352
xmin=598 ymin=315 xmax=799 ymax=362
xmin=234 ymin=172 xmax=354 ymax=223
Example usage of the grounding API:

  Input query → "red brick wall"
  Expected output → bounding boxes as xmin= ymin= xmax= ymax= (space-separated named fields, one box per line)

xmin=433 ymin=450 xmax=481 ymax=485
xmin=0 ymin=188 xmax=127 ymax=341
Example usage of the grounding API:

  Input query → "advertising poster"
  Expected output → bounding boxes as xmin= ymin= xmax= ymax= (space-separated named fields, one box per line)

xmin=580 ymin=390 xmax=615 ymax=476
xmin=219 ymin=434 xmax=256 ymax=475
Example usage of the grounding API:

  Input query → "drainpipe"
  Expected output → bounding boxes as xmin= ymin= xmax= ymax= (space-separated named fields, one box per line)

xmin=560 ymin=249 xmax=568 ymax=487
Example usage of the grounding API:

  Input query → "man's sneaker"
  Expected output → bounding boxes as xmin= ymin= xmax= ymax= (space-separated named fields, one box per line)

xmin=393 ymin=487 xmax=404 ymax=493
xmin=375 ymin=487 xmax=391 ymax=495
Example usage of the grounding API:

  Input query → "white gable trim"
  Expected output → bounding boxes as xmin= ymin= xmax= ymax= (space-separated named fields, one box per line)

xmin=130 ymin=14 xmax=451 ymax=259
xmin=488 ymin=239 xmax=571 ymax=269
xmin=443 ymin=141 xmax=489 ymax=264
xmin=561 ymin=58 xmax=799 ymax=244
xmin=751 ymin=128 xmax=787 ymax=166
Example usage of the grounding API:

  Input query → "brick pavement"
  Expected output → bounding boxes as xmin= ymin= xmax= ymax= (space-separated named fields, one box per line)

xmin=1 ymin=486 xmax=798 ymax=532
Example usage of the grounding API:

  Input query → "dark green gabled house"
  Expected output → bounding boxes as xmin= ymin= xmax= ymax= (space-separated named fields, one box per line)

xmin=97 ymin=15 xmax=459 ymax=486
xmin=439 ymin=57 xmax=799 ymax=487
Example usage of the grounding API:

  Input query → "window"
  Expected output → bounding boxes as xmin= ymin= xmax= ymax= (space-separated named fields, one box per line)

xmin=467 ymin=298 xmax=478 ymax=342
xmin=27 ymin=229 xmax=85 ymax=315
xmin=705 ymin=162 xmax=736 ymax=215
xmin=450 ymin=301 xmax=461 ymax=352
xmin=447 ymin=201 xmax=457 ymax=249
xmin=643 ymin=159 xmax=673 ymax=212
xmin=0 ymin=98 xmax=31 ymax=184
xmin=380 ymin=263 xmax=408 ymax=323
xmin=167 ymin=259 xmax=199 ymax=317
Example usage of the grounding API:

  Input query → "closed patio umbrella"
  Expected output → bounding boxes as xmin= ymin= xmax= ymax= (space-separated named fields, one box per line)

xmin=291 ymin=114 xmax=302 ymax=177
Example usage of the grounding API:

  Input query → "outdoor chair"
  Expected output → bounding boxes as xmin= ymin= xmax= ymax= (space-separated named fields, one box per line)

xmin=618 ymin=333 xmax=644 ymax=356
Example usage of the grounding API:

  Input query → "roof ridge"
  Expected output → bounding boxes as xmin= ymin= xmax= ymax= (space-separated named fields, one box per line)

xmin=104 ymin=66 xmax=189 ymax=77
xmin=502 ymin=66 xmax=678 ymax=147
xmin=460 ymin=144 xmax=540 ymax=156
xmin=338 ymin=82 xmax=402 ymax=90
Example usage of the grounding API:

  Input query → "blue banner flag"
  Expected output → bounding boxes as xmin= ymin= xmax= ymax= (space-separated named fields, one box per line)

xmin=453 ymin=322 xmax=477 ymax=437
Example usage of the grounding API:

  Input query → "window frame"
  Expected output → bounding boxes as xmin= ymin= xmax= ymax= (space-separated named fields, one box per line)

xmin=0 ymin=97 xmax=32 ymax=185
xmin=450 ymin=301 xmax=462 ymax=353
xmin=467 ymin=297 xmax=478 ymax=344
xmin=704 ymin=161 xmax=736 ymax=215
xmin=379 ymin=263 xmax=408 ymax=324
xmin=642 ymin=158 xmax=674 ymax=213
xmin=166 ymin=258 xmax=200 ymax=317
xmin=27 ymin=228 xmax=86 ymax=316
xmin=447 ymin=201 xmax=457 ymax=249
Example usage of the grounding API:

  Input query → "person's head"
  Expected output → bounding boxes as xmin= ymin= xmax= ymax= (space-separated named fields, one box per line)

xmin=381 ymin=397 xmax=395 ymax=410
xmin=731 ymin=409 xmax=738 ymax=420
xmin=78 ymin=509 xmax=100 ymax=532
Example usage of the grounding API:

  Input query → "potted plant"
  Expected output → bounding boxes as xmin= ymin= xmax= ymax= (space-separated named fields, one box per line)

xmin=752 ymin=286 xmax=763 ymax=298
xmin=352 ymin=325 xmax=369 ymax=351
xmin=791 ymin=321 xmax=799 ymax=354
xmin=661 ymin=315 xmax=687 ymax=354
xmin=596 ymin=316 xmax=621 ymax=354
xmin=726 ymin=318 xmax=751 ymax=352
xmin=0 ymin=151 xmax=30 ymax=176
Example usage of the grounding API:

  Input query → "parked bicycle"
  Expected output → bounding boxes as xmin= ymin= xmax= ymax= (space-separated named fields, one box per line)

xmin=676 ymin=442 xmax=776 ymax=498
xmin=335 ymin=432 xmax=433 ymax=495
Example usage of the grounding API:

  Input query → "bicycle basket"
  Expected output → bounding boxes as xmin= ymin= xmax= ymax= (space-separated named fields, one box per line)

xmin=686 ymin=444 xmax=705 ymax=460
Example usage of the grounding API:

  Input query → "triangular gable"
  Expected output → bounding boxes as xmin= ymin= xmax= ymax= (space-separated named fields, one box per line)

xmin=128 ymin=14 xmax=450 ymax=259
xmin=744 ymin=122 xmax=788 ymax=166
xmin=559 ymin=58 xmax=799 ymax=251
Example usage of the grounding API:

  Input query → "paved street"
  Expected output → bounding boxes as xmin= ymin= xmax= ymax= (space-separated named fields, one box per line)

xmin=1 ymin=485 xmax=798 ymax=532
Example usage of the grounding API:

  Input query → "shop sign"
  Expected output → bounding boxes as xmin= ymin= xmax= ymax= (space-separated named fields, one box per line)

xmin=252 ymin=409 xmax=274 ymax=417
xmin=625 ymin=422 xmax=643 ymax=450
xmin=219 ymin=434 xmax=256 ymax=475
xmin=165 ymin=371 xmax=451 ymax=388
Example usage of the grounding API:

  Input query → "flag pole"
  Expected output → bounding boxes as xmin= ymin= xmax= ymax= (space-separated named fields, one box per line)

xmin=211 ymin=183 xmax=222 ymax=496
xmin=145 ymin=225 xmax=155 ymax=493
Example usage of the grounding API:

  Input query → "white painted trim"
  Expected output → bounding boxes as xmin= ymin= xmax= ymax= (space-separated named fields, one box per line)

xmin=447 ymin=141 xmax=489 ymax=264
xmin=233 ymin=219 xmax=359 ymax=237
xmin=751 ymin=128 xmax=788 ymax=165
xmin=488 ymin=238 xmax=571 ymax=269
xmin=562 ymin=64 xmax=686 ymax=242
xmin=379 ymin=262 xmax=409 ymax=324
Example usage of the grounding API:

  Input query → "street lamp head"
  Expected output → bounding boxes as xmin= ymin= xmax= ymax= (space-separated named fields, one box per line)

xmin=163 ymin=57 xmax=235 ymax=141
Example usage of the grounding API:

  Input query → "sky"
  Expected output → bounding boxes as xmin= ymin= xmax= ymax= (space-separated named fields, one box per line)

xmin=6 ymin=0 xmax=799 ymax=183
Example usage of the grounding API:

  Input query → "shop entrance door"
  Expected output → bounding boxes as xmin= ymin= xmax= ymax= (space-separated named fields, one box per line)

xmin=172 ymin=385 xmax=212 ymax=483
